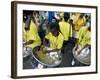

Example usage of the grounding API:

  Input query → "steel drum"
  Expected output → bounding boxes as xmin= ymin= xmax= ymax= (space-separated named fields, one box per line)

xmin=32 ymin=47 xmax=62 ymax=67
xmin=23 ymin=46 xmax=32 ymax=58
xmin=73 ymin=47 xmax=91 ymax=65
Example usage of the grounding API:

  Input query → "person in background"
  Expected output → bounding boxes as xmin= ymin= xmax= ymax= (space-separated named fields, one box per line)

xmin=59 ymin=12 xmax=72 ymax=45
xmin=59 ymin=12 xmax=64 ymax=21
xmin=72 ymin=13 xmax=80 ymax=26
xmin=48 ymin=11 xmax=55 ymax=22
xmin=59 ymin=12 xmax=76 ymax=67
xmin=54 ymin=12 xmax=61 ymax=22
xmin=71 ymin=13 xmax=86 ymax=45
xmin=73 ymin=13 xmax=86 ymax=31
xmin=70 ymin=13 xmax=77 ymax=39
xmin=69 ymin=13 xmax=78 ymax=45
xmin=38 ymin=11 xmax=49 ymax=45
xmin=85 ymin=14 xmax=91 ymax=28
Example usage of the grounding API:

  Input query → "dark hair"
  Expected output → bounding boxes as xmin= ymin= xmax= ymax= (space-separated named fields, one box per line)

xmin=23 ymin=10 xmax=33 ymax=22
xmin=79 ymin=14 xmax=84 ymax=18
xmin=88 ymin=26 xmax=91 ymax=31
xmin=64 ymin=12 xmax=70 ymax=22
xmin=49 ymin=22 xmax=60 ymax=32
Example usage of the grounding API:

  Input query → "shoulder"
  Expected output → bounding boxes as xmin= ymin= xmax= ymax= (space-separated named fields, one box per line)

xmin=59 ymin=21 xmax=63 ymax=24
xmin=47 ymin=32 xmax=52 ymax=36
xmin=59 ymin=21 xmax=65 ymax=24
xmin=45 ymin=32 xmax=52 ymax=39
xmin=59 ymin=32 xmax=64 ymax=39
xmin=79 ymin=26 xmax=88 ymax=34
xmin=66 ymin=22 xmax=70 ymax=25
xmin=80 ymin=26 xmax=87 ymax=30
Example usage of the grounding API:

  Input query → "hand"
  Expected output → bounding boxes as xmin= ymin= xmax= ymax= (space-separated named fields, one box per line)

xmin=38 ymin=46 xmax=47 ymax=54
xmin=73 ymin=44 xmax=82 ymax=55
xmin=73 ymin=45 xmax=78 ymax=52
xmin=77 ymin=50 xmax=81 ymax=55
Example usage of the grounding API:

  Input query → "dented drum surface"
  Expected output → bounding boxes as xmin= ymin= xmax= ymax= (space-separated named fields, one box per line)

xmin=73 ymin=47 xmax=91 ymax=65
xmin=32 ymin=47 xmax=62 ymax=67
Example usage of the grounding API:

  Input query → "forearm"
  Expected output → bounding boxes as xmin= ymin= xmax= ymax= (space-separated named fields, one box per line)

xmin=24 ymin=40 xmax=34 ymax=45
xmin=77 ymin=44 xmax=90 ymax=55
xmin=45 ymin=49 xmax=60 ymax=53
xmin=82 ymin=44 xmax=90 ymax=49
xmin=43 ymin=38 xmax=49 ymax=46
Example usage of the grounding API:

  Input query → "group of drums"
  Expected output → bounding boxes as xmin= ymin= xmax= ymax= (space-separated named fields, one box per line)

xmin=23 ymin=44 xmax=90 ymax=68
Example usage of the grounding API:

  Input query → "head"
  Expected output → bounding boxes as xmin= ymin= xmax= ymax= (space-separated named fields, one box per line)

xmin=23 ymin=11 xmax=32 ymax=31
xmin=23 ymin=10 xmax=32 ymax=23
xmin=32 ymin=11 xmax=41 ymax=27
xmin=23 ymin=14 xmax=27 ymax=23
xmin=88 ymin=26 xmax=91 ymax=31
xmin=24 ymin=15 xmax=31 ymax=31
xmin=79 ymin=14 xmax=84 ymax=19
xmin=49 ymin=22 xmax=60 ymax=37
xmin=85 ymin=14 xmax=91 ymax=23
xmin=64 ymin=12 xmax=70 ymax=22
xmin=85 ymin=15 xmax=89 ymax=20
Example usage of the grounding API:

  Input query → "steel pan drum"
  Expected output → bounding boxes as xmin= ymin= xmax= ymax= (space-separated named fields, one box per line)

xmin=32 ymin=47 xmax=62 ymax=67
xmin=73 ymin=47 xmax=91 ymax=65
xmin=23 ymin=46 xmax=32 ymax=58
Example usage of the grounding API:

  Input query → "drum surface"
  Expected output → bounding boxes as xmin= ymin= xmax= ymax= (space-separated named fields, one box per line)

xmin=32 ymin=47 xmax=62 ymax=67
xmin=73 ymin=47 xmax=91 ymax=65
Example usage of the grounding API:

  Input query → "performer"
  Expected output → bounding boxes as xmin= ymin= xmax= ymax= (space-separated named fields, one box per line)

xmin=23 ymin=12 xmax=42 ymax=69
xmin=59 ymin=12 xmax=72 ymax=43
xmin=44 ymin=22 xmax=64 ymax=50
xmin=23 ymin=15 xmax=41 ymax=49
xmin=72 ymin=26 xmax=91 ymax=66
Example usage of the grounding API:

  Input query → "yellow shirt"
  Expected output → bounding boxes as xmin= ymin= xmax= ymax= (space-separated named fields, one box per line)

xmin=73 ymin=13 xmax=80 ymax=25
xmin=73 ymin=13 xmax=86 ymax=31
xmin=77 ymin=27 xmax=91 ymax=48
xmin=74 ymin=17 xmax=85 ymax=31
xmin=59 ymin=21 xmax=72 ymax=41
xmin=45 ymin=32 xmax=64 ymax=49
xmin=23 ymin=20 xmax=41 ymax=49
